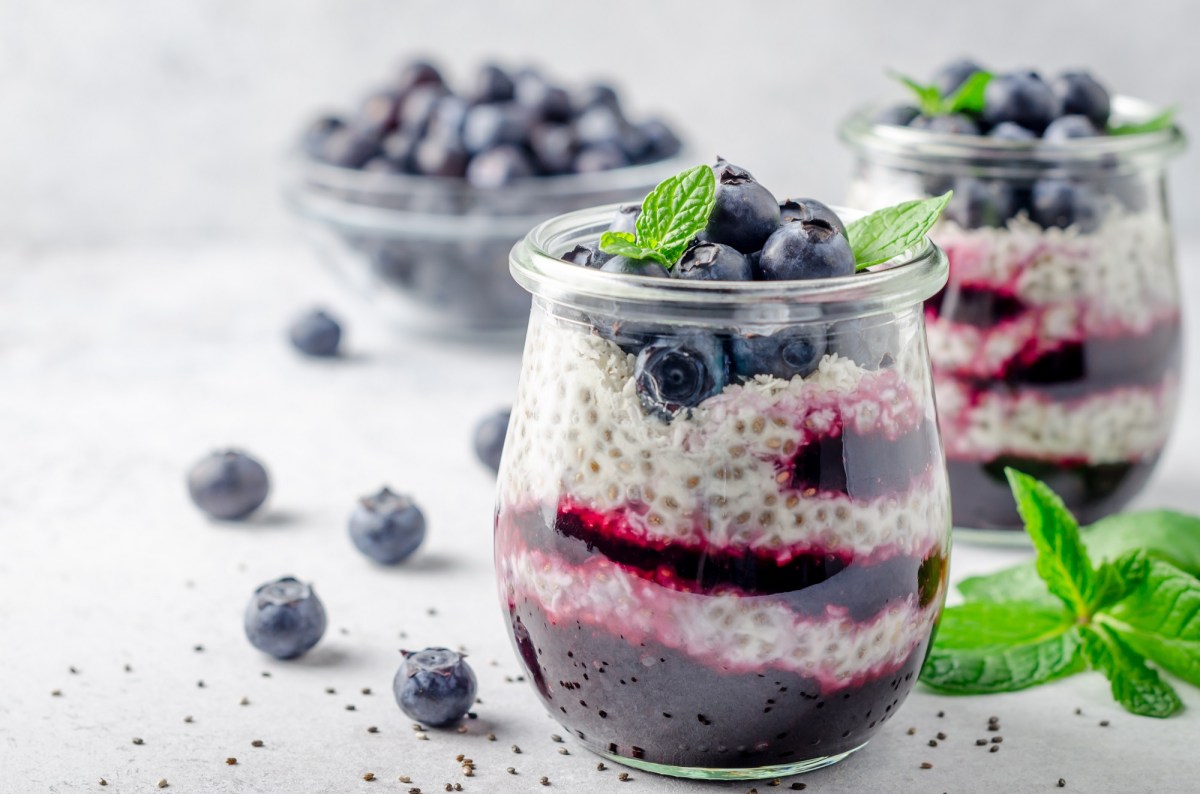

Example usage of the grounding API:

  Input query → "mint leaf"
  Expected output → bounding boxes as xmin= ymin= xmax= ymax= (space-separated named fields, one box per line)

xmin=945 ymin=70 xmax=993 ymax=114
xmin=1079 ymin=624 xmax=1182 ymax=718
xmin=598 ymin=230 xmax=661 ymax=263
xmin=1103 ymin=559 xmax=1200 ymax=688
xmin=632 ymin=164 xmax=717 ymax=267
xmin=888 ymin=71 xmax=942 ymax=117
xmin=1107 ymin=106 xmax=1178 ymax=136
xmin=1090 ymin=550 xmax=1150 ymax=612
xmin=933 ymin=601 xmax=1074 ymax=650
xmin=921 ymin=627 xmax=1083 ymax=694
xmin=959 ymin=510 xmax=1200 ymax=604
xmin=845 ymin=192 xmax=952 ymax=270
xmin=1006 ymin=468 xmax=1098 ymax=617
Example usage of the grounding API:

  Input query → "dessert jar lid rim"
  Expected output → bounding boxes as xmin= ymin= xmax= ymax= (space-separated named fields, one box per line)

xmin=510 ymin=204 xmax=949 ymax=314
xmin=839 ymin=95 xmax=1185 ymax=165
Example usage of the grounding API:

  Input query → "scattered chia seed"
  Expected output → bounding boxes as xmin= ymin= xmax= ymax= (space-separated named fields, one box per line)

xmin=340 ymin=628 xmax=350 ymax=635
xmin=1058 ymin=779 xmax=1066 ymax=787
xmin=987 ymin=724 xmax=1000 ymax=732
xmin=326 ymin=687 xmax=336 ymax=694
xmin=540 ymin=776 xmax=550 ymax=786
xmin=240 ymin=697 xmax=250 ymax=706
xmin=558 ymin=748 xmax=569 ymax=755
xmin=261 ymin=671 xmax=271 ymax=678
xmin=412 ymin=724 xmax=425 ymax=731
xmin=937 ymin=711 xmax=944 ymax=718
xmin=362 ymin=688 xmax=372 ymax=695
xmin=990 ymin=746 xmax=999 ymax=753
xmin=992 ymin=737 xmax=1003 ymax=744
xmin=467 ymin=712 xmax=477 ymax=720
xmin=99 ymin=779 xmax=107 ymax=786
xmin=486 ymin=733 xmax=496 ymax=741
xmin=920 ymin=762 xmax=933 ymax=769
xmin=399 ymin=776 xmax=411 ymax=783
xmin=416 ymin=733 xmax=429 ymax=741
xmin=511 ymin=745 xmax=521 ymax=754
xmin=226 ymin=758 xmax=237 ymax=766
xmin=51 ymin=690 xmax=62 ymax=697
xmin=790 ymin=785 xmax=807 ymax=791
xmin=551 ymin=734 xmax=563 ymax=743
xmin=251 ymin=740 xmax=264 ymax=748
xmin=363 ymin=772 xmax=376 ymax=782
xmin=455 ymin=784 xmax=463 ymax=791
xmin=194 ymin=645 xmax=204 ymax=652
xmin=197 ymin=680 xmax=205 ymax=688
xmin=427 ymin=608 xmax=437 ymax=616
xmin=507 ymin=767 xmax=517 ymax=775
xmin=504 ymin=676 xmax=513 ymax=683
xmin=988 ymin=715 xmax=1000 ymax=724
xmin=124 ymin=665 xmax=132 ymax=673
xmin=475 ymin=698 xmax=483 ymax=704
xmin=769 ymin=781 xmax=782 ymax=788
xmin=928 ymin=740 xmax=938 ymax=747
xmin=906 ymin=727 xmax=917 ymax=735
xmin=618 ymin=772 xmax=630 ymax=782
xmin=368 ymin=726 xmax=379 ymax=734
xmin=975 ymin=739 xmax=987 ymax=746
xmin=936 ymin=732 xmax=946 ymax=740
xmin=132 ymin=738 xmax=144 ymax=745
xmin=408 ymin=788 xmax=421 ymax=794
xmin=157 ymin=779 xmax=168 ymax=788
xmin=69 ymin=666 xmax=79 ymax=674
xmin=1099 ymin=720 xmax=1110 ymax=727
xmin=346 ymin=705 xmax=356 ymax=711
xmin=444 ymin=785 xmax=452 ymax=791
xmin=596 ymin=763 xmax=606 ymax=771
xmin=1074 ymin=708 xmax=1082 ymax=715
xmin=184 ymin=716 xmax=194 ymax=724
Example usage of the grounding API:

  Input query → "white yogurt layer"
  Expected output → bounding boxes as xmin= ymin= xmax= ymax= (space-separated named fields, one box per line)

xmin=500 ymin=315 xmax=950 ymax=559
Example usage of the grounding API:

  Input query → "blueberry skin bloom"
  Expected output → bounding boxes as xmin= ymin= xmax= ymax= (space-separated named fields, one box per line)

xmin=394 ymin=648 xmax=478 ymax=727
xmin=634 ymin=334 xmax=728 ymax=419
xmin=244 ymin=577 xmax=327 ymax=660
xmin=981 ymin=71 xmax=1063 ymax=134
xmin=187 ymin=450 xmax=270 ymax=521
xmin=348 ymin=488 xmax=427 ymax=565
xmin=703 ymin=160 xmax=781 ymax=254
xmin=1043 ymin=115 xmax=1099 ymax=142
xmin=758 ymin=221 xmax=856 ymax=281
xmin=675 ymin=242 xmax=754 ymax=281
xmin=1053 ymin=71 xmax=1111 ymax=128
xmin=779 ymin=198 xmax=848 ymax=237
xmin=288 ymin=309 xmax=342 ymax=357
xmin=732 ymin=325 xmax=828 ymax=381
xmin=473 ymin=408 xmax=511 ymax=472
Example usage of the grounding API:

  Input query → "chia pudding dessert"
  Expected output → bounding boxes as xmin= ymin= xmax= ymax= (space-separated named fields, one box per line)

xmin=841 ymin=61 xmax=1186 ymax=532
xmin=496 ymin=162 xmax=952 ymax=779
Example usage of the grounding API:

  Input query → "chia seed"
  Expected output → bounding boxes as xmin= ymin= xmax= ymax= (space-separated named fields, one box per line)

xmin=936 ymin=732 xmax=946 ymax=740
xmin=540 ymin=777 xmax=550 ymax=786
xmin=990 ymin=745 xmax=999 ymax=753
xmin=251 ymin=740 xmax=264 ymax=747
xmin=920 ymin=762 xmax=933 ymax=769
xmin=226 ymin=758 xmax=237 ymax=766
xmin=367 ymin=726 xmax=379 ymax=734
xmin=363 ymin=772 xmax=376 ymax=782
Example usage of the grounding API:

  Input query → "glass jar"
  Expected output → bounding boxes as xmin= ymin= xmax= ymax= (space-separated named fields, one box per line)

xmin=840 ymin=97 xmax=1186 ymax=534
xmin=495 ymin=205 xmax=951 ymax=780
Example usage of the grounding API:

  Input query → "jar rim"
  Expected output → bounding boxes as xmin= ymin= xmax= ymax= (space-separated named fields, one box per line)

xmin=839 ymin=95 xmax=1185 ymax=173
xmin=509 ymin=204 xmax=949 ymax=320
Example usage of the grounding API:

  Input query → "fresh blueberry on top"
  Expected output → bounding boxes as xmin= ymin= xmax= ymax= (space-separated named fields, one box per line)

xmin=1032 ymin=180 xmax=1100 ymax=232
xmin=779 ymin=198 xmax=848 ymax=237
xmin=634 ymin=334 xmax=728 ymax=419
xmin=675 ymin=242 xmax=754 ymax=281
xmin=608 ymin=204 xmax=641 ymax=235
xmin=758 ymin=220 xmax=856 ymax=281
xmin=394 ymin=648 xmax=478 ymax=728
xmin=909 ymin=114 xmax=980 ymax=135
xmin=703 ymin=160 xmax=782 ymax=254
xmin=1052 ymin=71 xmax=1111 ymax=128
xmin=731 ymin=325 xmax=828 ymax=381
xmin=188 ymin=450 xmax=270 ymax=521
xmin=1043 ymin=114 xmax=1099 ymax=142
xmin=981 ymin=71 xmax=1063 ymax=134
xmin=562 ymin=243 xmax=610 ymax=269
xmin=288 ymin=308 xmax=342 ymax=357
xmin=467 ymin=63 xmax=515 ymax=104
xmin=873 ymin=104 xmax=920 ymax=127
xmin=473 ymin=408 xmax=511 ymax=472
xmin=599 ymin=256 xmax=669 ymax=278
xmin=465 ymin=144 xmax=535 ymax=188
xmin=988 ymin=121 xmax=1037 ymax=141
xmin=573 ymin=142 xmax=630 ymax=173
xmin=945 ymin=178 xmax=1018 ymax=229
xmin=931 ymin=57 xmax=987 ymax=96
xmin=348 ymin=487 xmax=427 ymax=565
xmin=244 ymin=576 xmax=327 ymax=660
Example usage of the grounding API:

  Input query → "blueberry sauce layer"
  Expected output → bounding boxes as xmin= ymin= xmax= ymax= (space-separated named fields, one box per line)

xmin=947 ymin=455 xmax=1162 ymax=530
xmin=505 ymin=599 xmax=930 ymax=769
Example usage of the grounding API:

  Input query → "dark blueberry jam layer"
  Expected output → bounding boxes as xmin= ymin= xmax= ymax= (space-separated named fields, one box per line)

xmin=947 ymin=455 xmax=1162 ymax=531
xmin=789 ymin=420 xmax=941 ymax=502
xmin=506 ymin=600 xmax=931 ymax=770
xmin=514 ymin=506 xmax=945 ymax=622
xmin=927 ymin=284 xmax=1027 ymax=328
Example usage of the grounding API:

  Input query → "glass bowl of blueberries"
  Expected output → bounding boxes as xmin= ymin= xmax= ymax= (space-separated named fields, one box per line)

xmin=285 ymin=58 xmax=686 ymax=339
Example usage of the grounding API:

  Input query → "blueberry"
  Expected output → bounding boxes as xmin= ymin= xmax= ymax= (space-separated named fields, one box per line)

xmin=571 ymin=83 xmax=621 ymax=114
xmin=320 ymin=126 xmax=381 ymax=168
xmin=873 ymin=104 xmax=920 ymax=126
xmin=468 ymin=63 xmax=515 ymax=104
xmin=426 ymin=95 xmax=470 ymax=140
xmin=466 ymin=144 xmax=535 ymax=188
xmin=244 ymin=577 xmax=327 ymax=660
xmin=704 ymin=160 xmax=782 ymax=254
xmin=355 ymin=90 xmax=402 ymax=137
xmin=1031 ymin=180 xmax=1100 ymax=232
xmin=574 ymin=105 xmax=627 ymax=149
xmin=909 ymin=114 xmax=980 ymax=135
xmin=302 ymin=115 xmax=346 ymax=159
xmin=631 ymin=119 xmax=682 ymax=162
xmin=462 ymin=103 xmax=532 ymax=154
xmin=1052 ymin=71 xmax=1111 ymax=128
xmin=945 ymin=178 xmax=1018 ymax=229
xmin=562 ymin=244 xmax=611 ymax=269
xmin=675 ymin=242 xmax=754 ymax=281
xmin=529 ymin=123 xmax=578 ymax=174
xmin=573 ymin=143 xmax=630 ymax=173
xmin=412 ymin=134 xmax=469 ymax=177
xmin=398 ymin=85 xmax=449 ymax=135
xmin=473 ymin=408 xmax=510 ymax=472
xmin=988 ymin=121 xmax=1037 ymax=141
xmin=1043 ymin=114 xmax=1099 ymax=142
xmin=514 ymin=72 xmax=572 ymax=123
xmin=393 ymin=648 xmax=478 ymax=728
xmin=829 ymin=318 xmax=900 ymax=370
xmin=634 ymin=334 xmax=728 ymax=419
xmin=381 ymin=130 xmax=421 ymax=171
xmin=758 ymin=221 xmax=855 ymax=281
xmin=608 ymin=204 xmax=641 ymax=235
xmin=348 ymin=487 xmax=426 ymax=565
xmin=396 ymin=59 xmax=445 ymax=93
xmin=779 ymin=198 xmax=847 ymax=237
xmin=931 ymin=58 xmax=987 ymax=95
xmin=288 ymin=308 xmax=342 ymax=357
xmin=188 ymin=450 xmax=270 ymax=521
xmin=981 ymin=71 xmax=1062 ymax=134
xmin=731 ymin=325 xmax=827 ymax=381
xmin=599 ymin=256 xmax=669 ymax=278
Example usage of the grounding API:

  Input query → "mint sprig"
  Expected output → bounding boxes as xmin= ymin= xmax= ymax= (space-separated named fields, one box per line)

xmin=598 ymin=164 xmax=716 ymax=267
xmin=889 ymin=69 xmax=993 ymax=117
xmin=921 ymin=469 xmax=1200 ymax=717
xmin=1107 ymin=106 xmax=1179 ymax=136
xmin=846 ymin=192 xmax=952 ymax=270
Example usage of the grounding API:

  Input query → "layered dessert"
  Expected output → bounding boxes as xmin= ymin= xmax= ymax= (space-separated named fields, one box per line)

xmin=497 ymin=162 xmax=952 ymax=776
xmin=843 ymin=60 xmax=1184 ymax=530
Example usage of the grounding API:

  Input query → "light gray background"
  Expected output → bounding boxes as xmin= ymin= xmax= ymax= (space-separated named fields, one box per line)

xmin=2 ymin=0 xmax=1197 ymax=247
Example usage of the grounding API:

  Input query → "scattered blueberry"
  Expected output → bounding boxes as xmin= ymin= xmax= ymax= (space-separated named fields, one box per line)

xmin=473 ymin=408 xmax=511 ymax=472
xmin=909 ymin=114 xmax=980 ymax=135
xmin=981 ymin=71 xmax=1062 ymax=134
xmin=732 ymin=326 xmax=828 ymax=381
xmin=633 ymin=119 xmax=682 ymax=161
xmin=931 ymin=57 xmax=987 ymax=96
xmin=704 ymin=160 xmax=781 ymax=254
xmin=394 ymin=648 xmax=478 ymax=727
xmin=244 ymin=577 xmax=327 ymax=660
xmin=758 ymin=220 xmax=856 ymax=281
xmin=599 ymin=256 xmax=670 ymax=278
xmin=1032 ymin=180 xmax=1100 ymax=232
xmin=1052 ymin=71 xmax=1111 ymax=128
xmin=1043 ymin=114 xmax=1099 ymax=142
xmin=515 ymin=71 xmax=572 ymax=122
xmin=608 ymin=204 xmax=641 ymax=235
xmin=348 ymin=488 xmax=427 ymax=565
xmin=987 ymin=122 xmax=1037 ymax=141
xmin=461 ymin=103 xmax=530 ymax=154
xmin=873 ymin=104 xmax=920 ymax=126
xmin=779 ymin=198 xmax=848 ymax=237
xmin=288 ymin=308 xmax=342 ymax=357
xmin=634 ymin=334 xmax=728 ymax=419
xmin=675 ymin=242 xmax=754 ymax=281
xmin=187 ymin=450 xmax=270 ymax=521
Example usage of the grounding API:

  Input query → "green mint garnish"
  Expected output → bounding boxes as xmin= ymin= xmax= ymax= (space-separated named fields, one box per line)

xmin=1107 ymin=106 xmax=1179 ymax=136
xmin=921 ymin=468 xmax=1200 ymax=718
xmin=845 ymin=192 xmax=952 ymax=270
xmin=888 ymin=69 xmax=993 ymax=117
xmin=598 ymin=164 xmax=716 ymax=268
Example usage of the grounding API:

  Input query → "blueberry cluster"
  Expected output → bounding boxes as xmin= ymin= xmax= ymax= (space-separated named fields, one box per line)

xmin=302 ymin=58 xmax=681 ymax=187
xmin=564 ymin=160 xmax=897 ymax=419
xmin=877 ymin=60 xmax=1140 ymax=232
